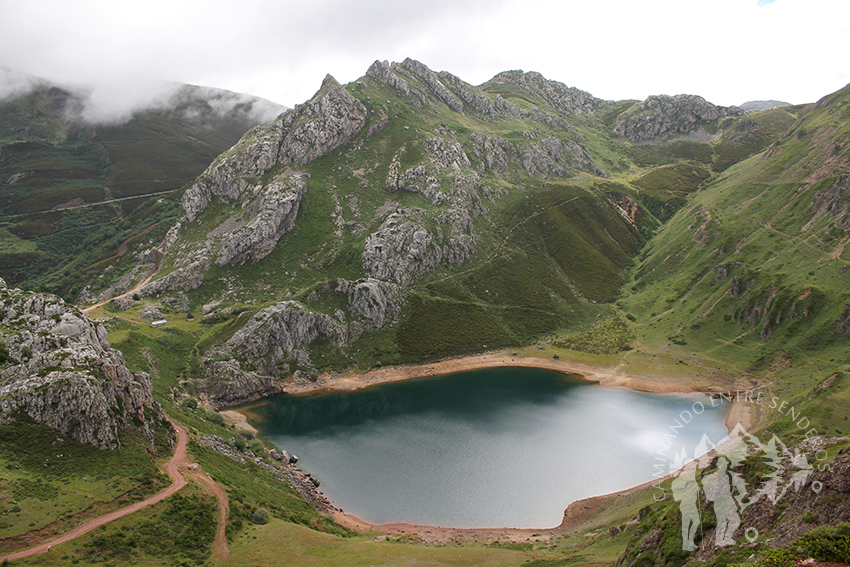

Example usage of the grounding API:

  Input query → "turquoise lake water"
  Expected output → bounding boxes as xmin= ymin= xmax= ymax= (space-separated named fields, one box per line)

xmin=249 ymin=367 xmax=729 ymax=528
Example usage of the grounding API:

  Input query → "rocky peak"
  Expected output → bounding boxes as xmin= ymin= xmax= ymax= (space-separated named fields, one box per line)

xmin=484 ymin=70 xmax=607 ymax=115
xmin=179 ymin=74 xmax=366 ymax=223
xmin=0 ymin=286 xmax=161 ymax=449
xmin=614 ymin=94 xmax=745 ymax=142
xmin=367 ymin=60 xmax=410 ymax=95
xmin=280 ymin=74 xmax=367 ymax=165
xmin=398 ymin=58 xmax=465 ymax=114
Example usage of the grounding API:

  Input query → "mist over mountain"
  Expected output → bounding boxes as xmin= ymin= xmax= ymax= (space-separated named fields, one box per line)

xmin=1 ymin=57 xmax=849 ymax=566
xmin=0 ymin=66 xmax=286 ymax=125
xmin=0 ymin=71 xmax=286 ymax=297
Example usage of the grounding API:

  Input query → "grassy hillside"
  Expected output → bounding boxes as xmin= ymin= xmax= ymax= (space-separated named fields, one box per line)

xmin=0 ymin=81 xmax=282 ymax=300
xmin=4 ymin=63 xmax=850 ymax=566
xmin=130 ymin=63 xmax=792 ymax=383
xmin=620 ymin=83 xmax=850 ymax=445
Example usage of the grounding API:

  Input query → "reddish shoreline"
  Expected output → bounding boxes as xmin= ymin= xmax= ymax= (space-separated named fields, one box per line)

xmin=282 ymin=351 xmax=727 ymax=396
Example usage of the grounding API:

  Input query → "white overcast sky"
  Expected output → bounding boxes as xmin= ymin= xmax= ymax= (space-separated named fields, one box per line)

xmin=1 ymin=0 xmax=848 ymax=113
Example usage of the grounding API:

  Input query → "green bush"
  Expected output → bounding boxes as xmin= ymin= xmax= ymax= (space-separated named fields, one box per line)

xmin=797 ymin=523 xmax=850 ymax=563
xmin=252 ymin=508 xmax=269 ymax=525
xmin=205 ymin=411 xmax=225 ymax=426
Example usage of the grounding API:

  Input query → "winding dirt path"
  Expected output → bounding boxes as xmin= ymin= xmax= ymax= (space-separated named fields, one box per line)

xmin=82 ymin=266 xmax=159 ymax=314
xmin=1 ymin=418 xmax=229 ymax=561
xmin=186 ymin=468 xmax=230 ymax=557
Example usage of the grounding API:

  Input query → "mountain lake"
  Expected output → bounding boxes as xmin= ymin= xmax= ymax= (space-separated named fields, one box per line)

xmin=245 ymin=366 xmax=729 ymax=528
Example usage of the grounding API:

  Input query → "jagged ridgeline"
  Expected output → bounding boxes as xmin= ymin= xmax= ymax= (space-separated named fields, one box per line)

xmin=108 ymin=58 xmax=786 ymax=405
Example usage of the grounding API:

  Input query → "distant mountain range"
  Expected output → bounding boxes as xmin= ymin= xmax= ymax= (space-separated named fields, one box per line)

xmin=738 ymin=99 xmax=791 ymax=111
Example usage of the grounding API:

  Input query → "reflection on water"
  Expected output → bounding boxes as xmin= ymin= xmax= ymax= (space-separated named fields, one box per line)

xmin=247 ymin=367 xmax=729 ymax=528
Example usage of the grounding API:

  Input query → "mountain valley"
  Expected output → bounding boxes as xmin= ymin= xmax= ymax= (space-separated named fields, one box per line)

xmin=1 ymin=60 xmax=849 ymax=566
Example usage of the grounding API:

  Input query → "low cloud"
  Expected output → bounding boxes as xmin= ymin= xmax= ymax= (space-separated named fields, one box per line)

xmin=0 ymin=68 xmax=286 ymax=126
xmin=0 ymin=66 xmax=47 ymax=101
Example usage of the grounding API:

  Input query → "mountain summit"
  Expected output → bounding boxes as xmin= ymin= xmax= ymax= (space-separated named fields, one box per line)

xmin=77 ymin=58 xmax=784 ymax=406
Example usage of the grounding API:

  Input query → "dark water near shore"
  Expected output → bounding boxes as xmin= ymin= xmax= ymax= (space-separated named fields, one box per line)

xmin=249 ymin=367 xmax=728 ymax=528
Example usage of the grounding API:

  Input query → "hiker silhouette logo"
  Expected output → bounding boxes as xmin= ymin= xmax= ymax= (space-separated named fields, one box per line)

xmin=668 ymin=423 xmax=819 ymax=551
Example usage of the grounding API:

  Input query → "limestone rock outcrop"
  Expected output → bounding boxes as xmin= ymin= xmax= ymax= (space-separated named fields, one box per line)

xmin=224 ymin=301 xmax=348 ymax=367
xmin=181 ymin=75 xmax=366 ymax=223
xmin=485 ymin=70 xmax=607 ymax=115
xmin=338 ymin=278 xmax=404 ymax=329
xmin=399 ymin=58 xmax=465 ymax=113
xmin=0 ymin=280 xmax=161 ymax=449
xmin=216 ymin=175 xmax=307 ymax=266
xmin=614 ymin=94 xmax=745 ymax=141
xmin=521 ymin=137 xmax=604 ymax=178
xmin=367 ymin=60 xmax=410 ymax=95
xmin=139 ymin=75 xmax=364 ymax=295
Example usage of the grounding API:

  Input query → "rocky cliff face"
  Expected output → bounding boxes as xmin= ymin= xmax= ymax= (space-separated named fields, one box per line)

xmin=181 ymin=75 xmax=366 ymax=223
xmin=367 ymin=59 xmax=516 ymax=120
xmin=364 ymin=149 xmax=489 ymax=285
xmin=137 ymin=75 xmax=365 ymax=298
xmin=195 ymin=278 xmax=404 ymax=407
xmin=614 ymin=94 xmax=744 ymax=141
xmin=484 ymin=70 xmax=608 ymax=115
xmin=215 ymin=175 xmax=307 ymax=266
xmin=0 ymin=278 xmax=160 ymax=449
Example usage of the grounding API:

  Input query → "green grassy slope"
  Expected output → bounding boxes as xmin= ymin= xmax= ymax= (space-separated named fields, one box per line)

xmin=620 ymin=83 xmax=850 ymax=438
xmin=0 ymin=81 xmax=281 ymax=300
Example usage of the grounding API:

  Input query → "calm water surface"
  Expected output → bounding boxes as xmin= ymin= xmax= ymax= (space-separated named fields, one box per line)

xmin=249 ymin=367 xmax=728 ymax=528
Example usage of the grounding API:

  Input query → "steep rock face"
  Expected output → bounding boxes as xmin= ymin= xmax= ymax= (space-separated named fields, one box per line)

xmin=179 ymin=74 xmax=365 ymax=222
xmin=424 ymin=137 xmax=472 ymax=170
xmin=195 ymin=279 xmax=405 ymax=406
xmin=143 ymin=76 xmax=366 ymax=294
xmin=485 ymin=70 xmax=607 ymax=115
xmin=469 ymin=132 xmax=513 ymax=175
xmin=216 ymin=175 xmax=307 ymax=266
xmin=197 ymin=301 xmax=348 ymax=405
xmin=521 ymin=136 xmax=603 ymax=178
xmin=437 ymin=71 xmax=500 ymax=119
xmin=366 ymin=60 xmax=410 ymax=95
xmin=361 ymin=208 xmax=444 ymax=285
xmin=614 ymin=94 xmax=744 ymax=141
xmin=339 ymin=278 xmax=404 ymax=329
xmin=181 ymin=121 xmax=285 ymax=221
xmin=278 ymin=75 xmax=368 ymax=165
xmin=367 ymin=59 xmax=515 ymax=120
xmin=197 ymin=358 xmax=284 ymax=408
xmin=0 ymin=279 xmax=160 ymax=449
xmin=398 ymin=58 xmax=465 ymax=113
xmin=224 ymin=301 xmax=347 ymax=366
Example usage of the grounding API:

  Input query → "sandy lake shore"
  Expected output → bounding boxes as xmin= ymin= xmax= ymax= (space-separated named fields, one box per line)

xmin=281 ymin=351 xmax=729 ymax=396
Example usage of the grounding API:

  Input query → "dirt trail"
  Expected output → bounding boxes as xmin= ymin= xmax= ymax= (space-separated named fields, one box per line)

xmin=82 ymin=267 xmax=158 ymax=314
xmin=1 ymin=418 xmax=229 ymax=561
xmin=186 ymin=469 xmax=230 ymax=557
